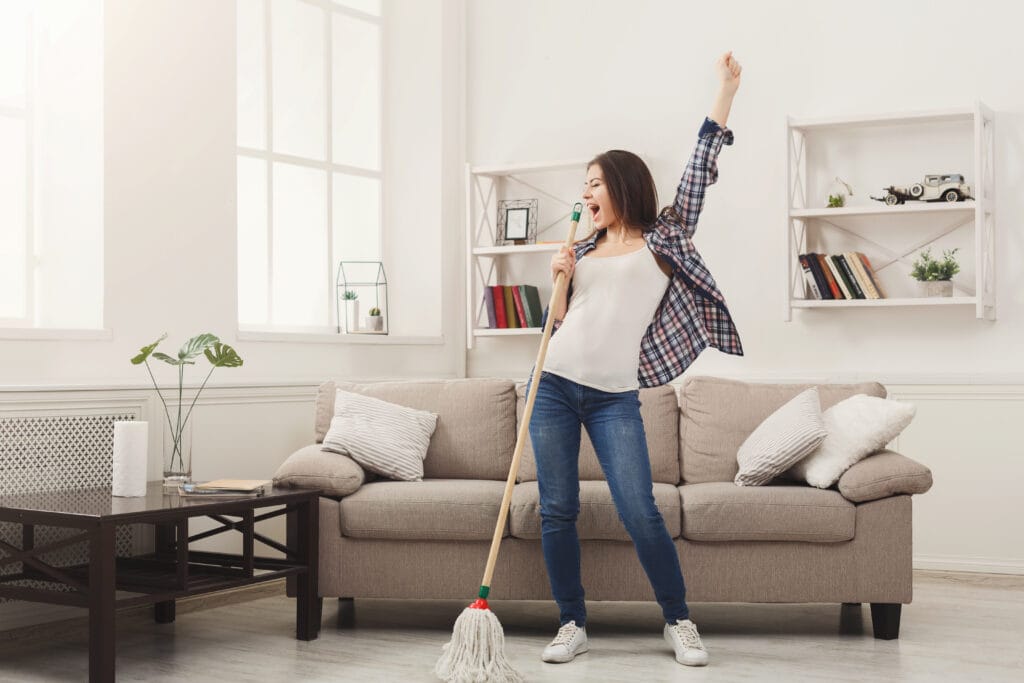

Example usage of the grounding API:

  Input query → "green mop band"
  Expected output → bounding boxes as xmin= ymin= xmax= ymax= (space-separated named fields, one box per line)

xmin=571 ymin=202 xmax=582 ymax=222
xmin=478 ymin=585 xmax=490 ymax=599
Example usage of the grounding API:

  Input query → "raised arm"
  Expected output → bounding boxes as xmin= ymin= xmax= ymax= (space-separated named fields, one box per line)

xmin=663 ymin=52 xmax=741 ymax=239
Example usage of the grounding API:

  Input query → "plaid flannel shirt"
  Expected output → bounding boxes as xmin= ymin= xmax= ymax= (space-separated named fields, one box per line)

xmin=541 ymin=116 xmax=744 ymax=388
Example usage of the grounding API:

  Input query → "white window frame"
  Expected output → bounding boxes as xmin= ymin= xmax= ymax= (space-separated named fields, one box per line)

xmin=236 ymin=0 xmax=385 ymax=334
xmin=0 ymin=6 xmax=34 ymax=329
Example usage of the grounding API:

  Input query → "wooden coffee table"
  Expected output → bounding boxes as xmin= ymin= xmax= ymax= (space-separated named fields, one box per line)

xmin=0 ymin=482 xmax=321 ymax=682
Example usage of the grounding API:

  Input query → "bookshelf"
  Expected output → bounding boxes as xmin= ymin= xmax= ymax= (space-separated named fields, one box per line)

xmin=465 ymin=158 xmax=592 ymax=349
xmin=785 ymin=102 xmax=995 ymax=321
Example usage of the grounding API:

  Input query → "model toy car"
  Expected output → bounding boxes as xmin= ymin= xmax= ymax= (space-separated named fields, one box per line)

xmin=870 ymin=174 xmax=973 ymax=206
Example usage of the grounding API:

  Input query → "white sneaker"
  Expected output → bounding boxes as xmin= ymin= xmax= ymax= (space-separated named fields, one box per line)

xmin=664 ymin=618 xmax=709 ymax=666
xmin=541 ymin=620 xmax=589 ymax=663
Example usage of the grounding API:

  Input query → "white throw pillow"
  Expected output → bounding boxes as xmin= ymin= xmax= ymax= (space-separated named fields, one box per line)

xmin=785 ymin=394 xmax=916 ymax=488
xmin=321 ymin=389 xmax=439 ymax=482
xmin=734 ymin=387 xmax=828 ymax=486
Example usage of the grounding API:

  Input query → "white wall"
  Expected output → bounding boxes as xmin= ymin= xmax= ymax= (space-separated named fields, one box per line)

xmin=462 ymin=0 xmax=1024 ymax=575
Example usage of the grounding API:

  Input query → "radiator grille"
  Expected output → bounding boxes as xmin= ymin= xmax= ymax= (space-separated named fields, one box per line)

xmin=1 ymin=413 xmax=138 ymax=601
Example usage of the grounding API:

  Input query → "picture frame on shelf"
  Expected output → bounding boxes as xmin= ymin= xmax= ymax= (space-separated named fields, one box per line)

xmin=496 ymin=198 xmax=538 ymax=246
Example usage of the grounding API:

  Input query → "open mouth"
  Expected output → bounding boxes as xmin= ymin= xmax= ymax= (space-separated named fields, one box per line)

xmin=588 ymin=203 xmax=600 ymax=219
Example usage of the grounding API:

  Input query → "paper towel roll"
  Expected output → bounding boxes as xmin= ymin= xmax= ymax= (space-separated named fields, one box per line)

xmin=113 ymin=420 xmax=148 ymax=497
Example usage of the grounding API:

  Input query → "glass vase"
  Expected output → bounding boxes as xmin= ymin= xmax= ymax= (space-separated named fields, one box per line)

xmin=162 ymin=418 xmax=193 ymax=489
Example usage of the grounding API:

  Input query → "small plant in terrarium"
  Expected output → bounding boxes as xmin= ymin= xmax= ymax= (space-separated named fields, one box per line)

xmin=343 ymin=290 xmax=358 ymax=300
xmin=369 ymin=306 xmax=380 ymax=315
xmin=365 ymin=306 xmax=384 ymax=332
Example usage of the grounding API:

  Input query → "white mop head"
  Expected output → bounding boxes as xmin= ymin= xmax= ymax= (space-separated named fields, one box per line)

xmin=435 ymin=604 xmax=525 ymax=683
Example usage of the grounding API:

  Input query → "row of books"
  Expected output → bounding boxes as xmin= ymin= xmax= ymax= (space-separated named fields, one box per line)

xmin=483 ymin=284 xmax=544 ymax=328
xmin=799 ymin=252 xmax=887 ymax=300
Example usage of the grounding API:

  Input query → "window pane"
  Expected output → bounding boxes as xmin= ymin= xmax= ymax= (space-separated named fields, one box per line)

xmin=272 ymin=163 xmax=327 ymax=326
xmin=271 ymin=0 xmax=325 ymax=160
xmin=332 ymin=0 xmax=381 ymax=17
xmin=0 ymin=3 xmax=29 ymax=108
xmin=236 ymin=0 xmax=266 ymax=149
xmin=237 ymin=156 xmax=268 ymax=325
xmin=332 ymin=173 xmax=380 ymax=266
xmin=332 ymin=14 xmax=379 ymax=170
xmin=0 ymin=117 xmax=26 ymax=319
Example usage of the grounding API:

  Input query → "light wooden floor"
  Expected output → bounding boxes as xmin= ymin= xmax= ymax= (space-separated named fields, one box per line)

xmin=1 ymin=570 xmax=1022 ymax=682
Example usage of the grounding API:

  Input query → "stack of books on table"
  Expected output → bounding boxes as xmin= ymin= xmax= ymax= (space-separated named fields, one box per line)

xmin=483 ymin=284 xmax=544 ymax=328
xmin=178 ymin=479 xmax=272 ymax=498
xmin=798 ymin=251 xmax=887 ymax=300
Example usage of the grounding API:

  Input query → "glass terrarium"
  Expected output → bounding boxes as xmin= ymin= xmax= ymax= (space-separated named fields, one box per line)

xmin=336 ymin=260 xmax=388 ymax=334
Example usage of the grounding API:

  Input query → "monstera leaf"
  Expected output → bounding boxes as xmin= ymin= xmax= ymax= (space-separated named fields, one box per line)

xmin=204 ymin=342 xmax=243 ymax=368
xmin=130 ymin=333 xmax=168 ymax=365
xmin=178 ymin=333 xmax=219 ymax=361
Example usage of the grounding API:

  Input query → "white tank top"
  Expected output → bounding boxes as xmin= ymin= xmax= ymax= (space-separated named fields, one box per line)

xmin=544 ymin=243 xmax=671 ymax=392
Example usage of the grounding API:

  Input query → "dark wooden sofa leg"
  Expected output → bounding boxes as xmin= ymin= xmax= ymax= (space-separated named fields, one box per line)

xmin=870 ymin=603 xmax=901 ymax=639
xmin=338 ymin=597 xmax=355 ymax=628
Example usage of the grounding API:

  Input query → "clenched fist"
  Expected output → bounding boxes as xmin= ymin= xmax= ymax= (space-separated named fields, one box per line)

xmin=716 ymin=50 xmax=742 ymax=94
xmin=551 ymin=246 xmax=575 ymax=283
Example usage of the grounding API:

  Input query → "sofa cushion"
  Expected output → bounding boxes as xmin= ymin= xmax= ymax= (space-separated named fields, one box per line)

xmin=514 ymin=382 xmax=680 ymax=484
xmin=509 ymin=480 xmax=681 ymax=541
xmin=837 ymin=449 xmax=933 ymax=502
xmin=679 ymin=482 xmax=855 ymax=542
xmin=273 ymin=443 xmax=366 ymax=497
xmin=316 ymin=379 xmax=517 ymax=481
xmin=678 ymin=376 xmax=887 ymax=484
xmin=338 ymin=479 xmax=509 ymax=541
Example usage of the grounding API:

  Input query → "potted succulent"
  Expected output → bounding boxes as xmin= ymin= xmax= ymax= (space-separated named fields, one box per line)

xmin=365 ymin=306 xmax=384 ymax=331
xmin=131 ymin=333 xmax=243 ymax=487
xmin=343 ymin=289 xmax=360 ymax=332
xmin=910 ymin=247 xmax=960 ymax=297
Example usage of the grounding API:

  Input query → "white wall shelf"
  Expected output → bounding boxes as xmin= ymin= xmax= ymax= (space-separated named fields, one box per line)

xmin=465 ymin=158 xmax=591 ymax=349
xmin=785 ymin=101 xmax=995 ymax=321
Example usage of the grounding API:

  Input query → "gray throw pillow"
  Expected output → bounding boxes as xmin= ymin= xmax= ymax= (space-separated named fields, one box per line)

xmin=273 ymin=443 xmax=366 ymax=497
xmin=322 ymin=389 xmax=438 ymax=481
xmin=735 ymin=386 xmax=828 ymax=486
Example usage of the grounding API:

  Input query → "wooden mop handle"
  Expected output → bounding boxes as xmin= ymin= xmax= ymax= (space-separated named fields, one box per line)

xmin=479 ymin=202 xmax=583 ymax=594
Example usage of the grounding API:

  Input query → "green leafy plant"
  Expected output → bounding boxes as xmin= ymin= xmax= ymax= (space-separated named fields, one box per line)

xmin=131 ymin=333 xmax=244 ymax=477
xmin=910 ymin=247 xmax=960 ymax=281
xmin=368 ymin=307 xmax=381 ymax=316
xmin=343 ymin=290 xmax=359 ymax=300
xmin=827 ymin=194 xmax=845 ymax=208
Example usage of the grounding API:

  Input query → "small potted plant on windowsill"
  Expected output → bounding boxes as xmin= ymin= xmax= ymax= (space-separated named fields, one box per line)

xmin=365 ymin=306 xmax=383 ymax=331
xmin=342 ymin=289 xmax=359 ymax=332
xmin=910 ymin=247 xmax=960 ymax=297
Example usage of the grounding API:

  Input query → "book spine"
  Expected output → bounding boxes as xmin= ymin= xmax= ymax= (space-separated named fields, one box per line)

xmin=826 ymin=255 xmax=852 ymax=299
xmin=798 ymin=254 xmax=822 ymax=299
xmin=512 ymin=286 xmax=528 ymax=327
xmin=503 ymin=286 xmax=519 ymax=328
xmin=857 ymin=252 xmax=886 ymax=298
xmin=847 ymin=251 xmax=878 ymax=299
xmin=492 ymin=285 xmax=507 ymax=328
xmin=808 ymin=253 xmax=831 ymax=299
xmin=484 ymin=287 xmax=497 ymax=328
xmin=523 ymin=285 xmax=543 ymax=327
xmin=835 ymin=254 xmax=860 ymax=296
xmin=815 ymin=253 xmax=842 ymax=298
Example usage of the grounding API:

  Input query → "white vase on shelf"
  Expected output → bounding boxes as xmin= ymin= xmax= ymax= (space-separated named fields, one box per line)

xmin=345 ymin=300 xmax=360 ymax=332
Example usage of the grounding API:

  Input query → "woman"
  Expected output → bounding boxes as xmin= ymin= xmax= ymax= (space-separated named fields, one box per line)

xmin=524 ymin=51 xmax=744 ymax=668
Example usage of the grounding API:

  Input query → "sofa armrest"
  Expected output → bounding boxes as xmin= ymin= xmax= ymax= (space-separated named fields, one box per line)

xmin=837 ymin=449 xmax=933 ymax=503
xmin=273 ymin=443 xmax=367 ymax=498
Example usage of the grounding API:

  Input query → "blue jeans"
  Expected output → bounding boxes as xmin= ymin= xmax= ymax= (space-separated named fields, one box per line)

xmin=524 ymin=369 xmax=689 ymax=628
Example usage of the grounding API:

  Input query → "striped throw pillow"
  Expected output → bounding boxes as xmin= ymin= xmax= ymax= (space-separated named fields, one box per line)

xmin=321 ymin=389 xmax=438 ymax=482
xmin=734 ymin=387 xmax=827 ymax=486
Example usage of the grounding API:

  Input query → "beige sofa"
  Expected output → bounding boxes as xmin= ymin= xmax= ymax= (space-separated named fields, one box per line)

xmin=275 ymin=375 xmax=933 ymax=640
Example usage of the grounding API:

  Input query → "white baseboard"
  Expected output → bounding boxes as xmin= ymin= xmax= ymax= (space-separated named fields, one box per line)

xmin=914 ymin=555 xmax=1024 ymax=575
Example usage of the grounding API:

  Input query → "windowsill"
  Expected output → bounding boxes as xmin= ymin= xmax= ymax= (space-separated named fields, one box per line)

xmin=236 ymin=328 xmax=445 ymax=345
xmin=0 ymin=327 xmax=113 ymax=341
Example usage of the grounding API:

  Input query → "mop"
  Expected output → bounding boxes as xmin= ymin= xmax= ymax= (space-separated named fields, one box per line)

xmin=435 ymin=203 xmax=584 ymax=683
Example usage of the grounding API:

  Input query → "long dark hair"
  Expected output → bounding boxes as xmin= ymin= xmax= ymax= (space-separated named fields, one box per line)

xmin=579 ymin=149 xmax=662 ymax=243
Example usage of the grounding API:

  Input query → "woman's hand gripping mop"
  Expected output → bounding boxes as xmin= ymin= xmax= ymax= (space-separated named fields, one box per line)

xmin=435 ymin=203 xmax=583 ymax=683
